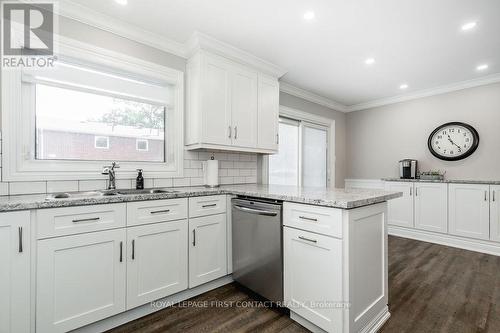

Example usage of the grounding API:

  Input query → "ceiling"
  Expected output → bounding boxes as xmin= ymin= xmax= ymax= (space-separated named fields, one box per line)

xmin=63 ymin=0 xmax=500 ymax=109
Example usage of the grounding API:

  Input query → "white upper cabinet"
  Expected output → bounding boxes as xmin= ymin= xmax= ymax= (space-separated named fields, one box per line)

xmin=449 ymin=183 xmax=490 ymax=240
xmin=0 ymin=211 xmax=30 ymax=333
xmin=186 ymin=48 xmax=282 ymax=154
xmin=490 ymin=185 xmax=500 ymax=242
xmin=258 ymin=74 xmax=280 ymax=151
xmin=414 ymin=183 xmax=448 ymax=233
xmin=385 ymin=181 xmax=414 ymax=228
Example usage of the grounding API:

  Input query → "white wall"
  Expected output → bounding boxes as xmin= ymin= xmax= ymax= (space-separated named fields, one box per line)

xmin=346 ymin=82 xmax=500 ymax=180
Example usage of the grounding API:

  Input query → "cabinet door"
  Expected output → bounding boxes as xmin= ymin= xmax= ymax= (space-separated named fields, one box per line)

xmin=284 ymin=227 xmax=343 ymax=333
xmin=385 ymin=182 xmax=414 ymax=227
xmin=0 ymin=211 xmax=30 ymax=333
xmin=449 ymin=184 xmax=490 ymax=240
xmin=257 ymin=74 xmax=279 ymax=151
xmin=126 ymin=220 xmax=188 ymax=309
xmin=414 ymin=183 xmax=448 ymax=233
xmin=490 ymin=185 xmax=500 ymax=242
xmin=231 ymin=65 xmax=258 ymax=148
xmin=37 ymin=229 xmax=126 ymax=333
xmin=189 ymin=214 xmax=227 ymax=288
xmin=202 ymin=54 xmax=232 ymax=146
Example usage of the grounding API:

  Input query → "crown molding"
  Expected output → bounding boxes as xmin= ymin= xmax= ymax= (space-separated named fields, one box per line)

xmin=279 ymin=82 xmax=348 ymax=112
xmin=58 ymin=1 xmax=187 ymax=58
xmin=186 ymin=31 xmax=287 ymax=78
xmin=347 ymin=73 xmax=500 ymax=112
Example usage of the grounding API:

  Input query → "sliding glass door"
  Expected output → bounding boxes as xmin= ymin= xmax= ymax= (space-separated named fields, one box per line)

xmin=269 ymin=117 xmax=329 ymax=187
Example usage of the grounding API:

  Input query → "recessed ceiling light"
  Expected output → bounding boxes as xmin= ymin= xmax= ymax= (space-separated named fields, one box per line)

xmin=365 ymin=58 xmax=375 ymax=65
xmin=303 ymin=11 xmax=315 ymax=20
xmin=399 ymin=84 xmax=409 ymax=90
xmin=461 ymin=21 xmax=477 ymax=31
xmin=476 ymin=64 xmax=489 ymax=71
xmin=115 ymin=0 xmax=127 ymax=5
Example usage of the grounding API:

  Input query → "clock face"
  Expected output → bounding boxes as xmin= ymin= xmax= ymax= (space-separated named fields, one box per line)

xmin=428 ymin=122 xmax=479 ymax=161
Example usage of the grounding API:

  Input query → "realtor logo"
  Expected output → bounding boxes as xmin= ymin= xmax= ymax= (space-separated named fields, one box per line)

xmin=1 ymin=1 xmax=57 ymax=68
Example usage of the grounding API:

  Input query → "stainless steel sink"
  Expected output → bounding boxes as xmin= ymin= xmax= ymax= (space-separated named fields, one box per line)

xmin=116 ymin=188 xmax=178 ymax=195
xmin=46 ymin=188 xmax=177 ymax=200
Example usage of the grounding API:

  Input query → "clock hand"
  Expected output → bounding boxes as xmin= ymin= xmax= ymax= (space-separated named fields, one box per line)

xmin=447 ymin=135 xmax=462 ymax=152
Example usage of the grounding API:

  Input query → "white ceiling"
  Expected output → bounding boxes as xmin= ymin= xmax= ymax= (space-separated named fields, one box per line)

xmin=63 ymin=0 xmax=500 ymax=108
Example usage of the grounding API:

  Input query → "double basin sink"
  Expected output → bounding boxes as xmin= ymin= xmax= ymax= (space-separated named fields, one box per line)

xmin=46 ymin=188 xmax=178 ymax=200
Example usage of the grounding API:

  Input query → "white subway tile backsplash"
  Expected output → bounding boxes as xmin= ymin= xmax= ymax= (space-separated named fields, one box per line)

xmin=173 ymin=177 xmax=190 ymax=187
xmin=10 ymin=181 xmax=46 ymax=195
xmin=0 ymin=150 xmax=258 ymax=196
xmin=79 ymin=180 xmax=106 ymax=192
xmin=47 ymin=181 xmax=79 ymax=193
xmin=154 ymin=178 xmax=173 ymax=188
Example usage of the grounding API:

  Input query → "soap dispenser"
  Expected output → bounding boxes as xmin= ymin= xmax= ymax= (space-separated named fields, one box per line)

xmin=136 ymin=169 xmax=144 ymax=189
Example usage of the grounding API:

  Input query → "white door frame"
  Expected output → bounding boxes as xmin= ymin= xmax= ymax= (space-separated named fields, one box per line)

xmin=262 ymin=105 xmax=336 ymax=188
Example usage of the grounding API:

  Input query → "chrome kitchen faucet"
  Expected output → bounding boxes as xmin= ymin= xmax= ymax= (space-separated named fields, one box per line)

xmin=102 ymin=162 xmax=120 ymax=190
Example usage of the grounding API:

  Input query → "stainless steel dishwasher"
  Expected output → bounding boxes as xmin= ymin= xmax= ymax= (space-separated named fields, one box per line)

xmin=232 ymin=197 xmax=283 ymax=302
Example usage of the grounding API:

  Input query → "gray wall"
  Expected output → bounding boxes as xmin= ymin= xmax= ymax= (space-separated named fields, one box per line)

xmin=279 ymin=92 xmax=347 ymax=187
xmin=346 ymin=82 xmax=500 ymax=180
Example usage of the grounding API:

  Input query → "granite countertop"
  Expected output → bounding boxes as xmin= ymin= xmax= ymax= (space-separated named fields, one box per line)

xmin=0 ymin=184 xmax=402 ymax=212
xmin=382 ymin=178 xmax=500 ymax=185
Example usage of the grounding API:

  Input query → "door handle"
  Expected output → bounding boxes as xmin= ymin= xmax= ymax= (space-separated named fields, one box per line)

xmin=298 ymin=236 xmax=317 ymax=243
xmin=276 ymin=133 xmax=279 ymax=144
xmin=233 ymin=205 xmax=278 ymax=216
xmin=415 ymin=187 xmax=418 ymax=196
xmin=202 ymin=203 xmax=217 ymax=208
xmin=132 ymin=239 xmax=135 ymax=260
xmin=228 ymin=126 xmax=232 ymax=138
xmin=409 ymin=187 xmax=412 ymax=196
xmin=485 ymin=190 xmax=488 ymax=201
xmin=150 ymin=209 xmax=170 ymax=214
xmin=494 ymin=191 xmax=496 ymax=202
xmin=192 ymin=229 xmax=196 ymax=246
xmin=299 ymin=216 xmax=318 ymax=222
xmin=234 ymin=126 xmax=238 ymax=139
xmin=72 ymin=217 xmax=100 ymax=223
xmin=18 ymin=227 xmax=23 ymax=253
xmin=119 ymin=241 xmax=123 ymax=262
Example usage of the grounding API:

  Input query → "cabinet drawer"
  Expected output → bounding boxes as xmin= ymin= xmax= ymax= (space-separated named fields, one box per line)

xmin=189 ymin=195 xmax=226 ymax=218
xmin=284 ymin=202 xmax=342 ymax=238
xmin=36 ymin=203 xmax=126 ymax=239
xmin=127 ymin=199 xmax=188 ymax=226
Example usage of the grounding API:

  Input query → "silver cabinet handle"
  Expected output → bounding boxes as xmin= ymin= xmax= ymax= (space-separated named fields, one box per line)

xmin=276 ymin=133 xmax=279 ymax=144
xmin=228 ymin=126 xmax=232 ymax=138
xmin=132 ymin=239 xmax=135 ymax=260
xmin=410 ymin=187 xmax=412 ymax=196
xmin=494 ymin=191 xmax=496 ymax=202
xmin=119 ymin=241 xmax=123 ymax=262
xmin=298 ymin=236 xmax=317 ymax=243
xmin=234 ymin=126 xmax=238 ymax=139
xmin=485 ymin=190 xmax=488 ymax=201
xmin=202 ymin=203 xmax=217 ymax=208
xmin=72 ymin=217 xmax=100 ymax=223
xmin=150 ymin=209 xmax=170 ymax=214
xmin=18 ymin=227 xmax=23 ymax=253
xmin=299 ymin=216 xmax=318 ymax=222
xmin=192 ymin=229 xmax=196 ymax=246
xmin=415 ymin=187 xmax=418 ymax=196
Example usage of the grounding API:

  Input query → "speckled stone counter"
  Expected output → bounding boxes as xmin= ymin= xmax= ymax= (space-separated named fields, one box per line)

xmin=0 ymin=184 xmax=402 ymax=212
xmin=383 ymin=178 xmax=500 ymax=185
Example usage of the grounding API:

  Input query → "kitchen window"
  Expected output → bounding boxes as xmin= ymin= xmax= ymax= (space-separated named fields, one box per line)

xmin=1 ymin=37 xmax=184 ymax=181
xmin=267 ymin=107 xmax=334 ymax=187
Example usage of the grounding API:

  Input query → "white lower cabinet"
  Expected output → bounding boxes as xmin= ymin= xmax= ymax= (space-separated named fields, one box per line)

xmin=126 ymin=220 xmax=188 ymax=309
xmin=385 ymin=181 xmax=414 ymax=227
xmin=490 ymin=185 xmax=500 ymax=242
xmin=189 ymin=214 xmax=227 ymax=288
xmin=37 ymin=229 xmax=127 ymax=333
xmin=0 ymin=211 xmax=30 ymax=333
xmin=449 ymin=183 xmax=490 ymax=240
xmin=414 ymin=183 xmax=448 ymax=233
xmin=284 ymin=227 xmax=343 ymax=332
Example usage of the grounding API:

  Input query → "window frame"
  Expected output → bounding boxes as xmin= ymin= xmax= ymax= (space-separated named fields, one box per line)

xmin=94 ymin=136 xmax=110 ymax=150
xmin=263 ymin=106 xmax=336 ymax=188
xmin=1 ymin=36 xmax=184 ymax=181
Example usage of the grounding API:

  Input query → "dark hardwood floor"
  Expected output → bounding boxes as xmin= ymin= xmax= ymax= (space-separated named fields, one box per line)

xmin=107 ymin=236 xmax=500 ymax=333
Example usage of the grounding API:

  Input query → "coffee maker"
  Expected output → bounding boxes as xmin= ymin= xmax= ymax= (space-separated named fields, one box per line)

xmin=399 ymin=159 xmax=418 ymax=179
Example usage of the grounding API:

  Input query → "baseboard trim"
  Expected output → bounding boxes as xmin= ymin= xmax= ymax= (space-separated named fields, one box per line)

xmin=74 ymin=275 xmax=234 ymax=333
xmin=359 ymin=306 xmax=390 ymax=333
xmin=289 ymin=311 xmax=327 ymax=333
xmin=389 ymin=226 xmax=500 ymax=256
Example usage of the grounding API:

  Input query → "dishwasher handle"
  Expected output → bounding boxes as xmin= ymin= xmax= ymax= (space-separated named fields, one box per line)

xmin=233 ymin=205 xmax=278 ymax=216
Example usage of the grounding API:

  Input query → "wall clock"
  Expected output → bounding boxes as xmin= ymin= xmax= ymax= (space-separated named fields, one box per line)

xmin=428 ymin=122 xmax=479 ymax=161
